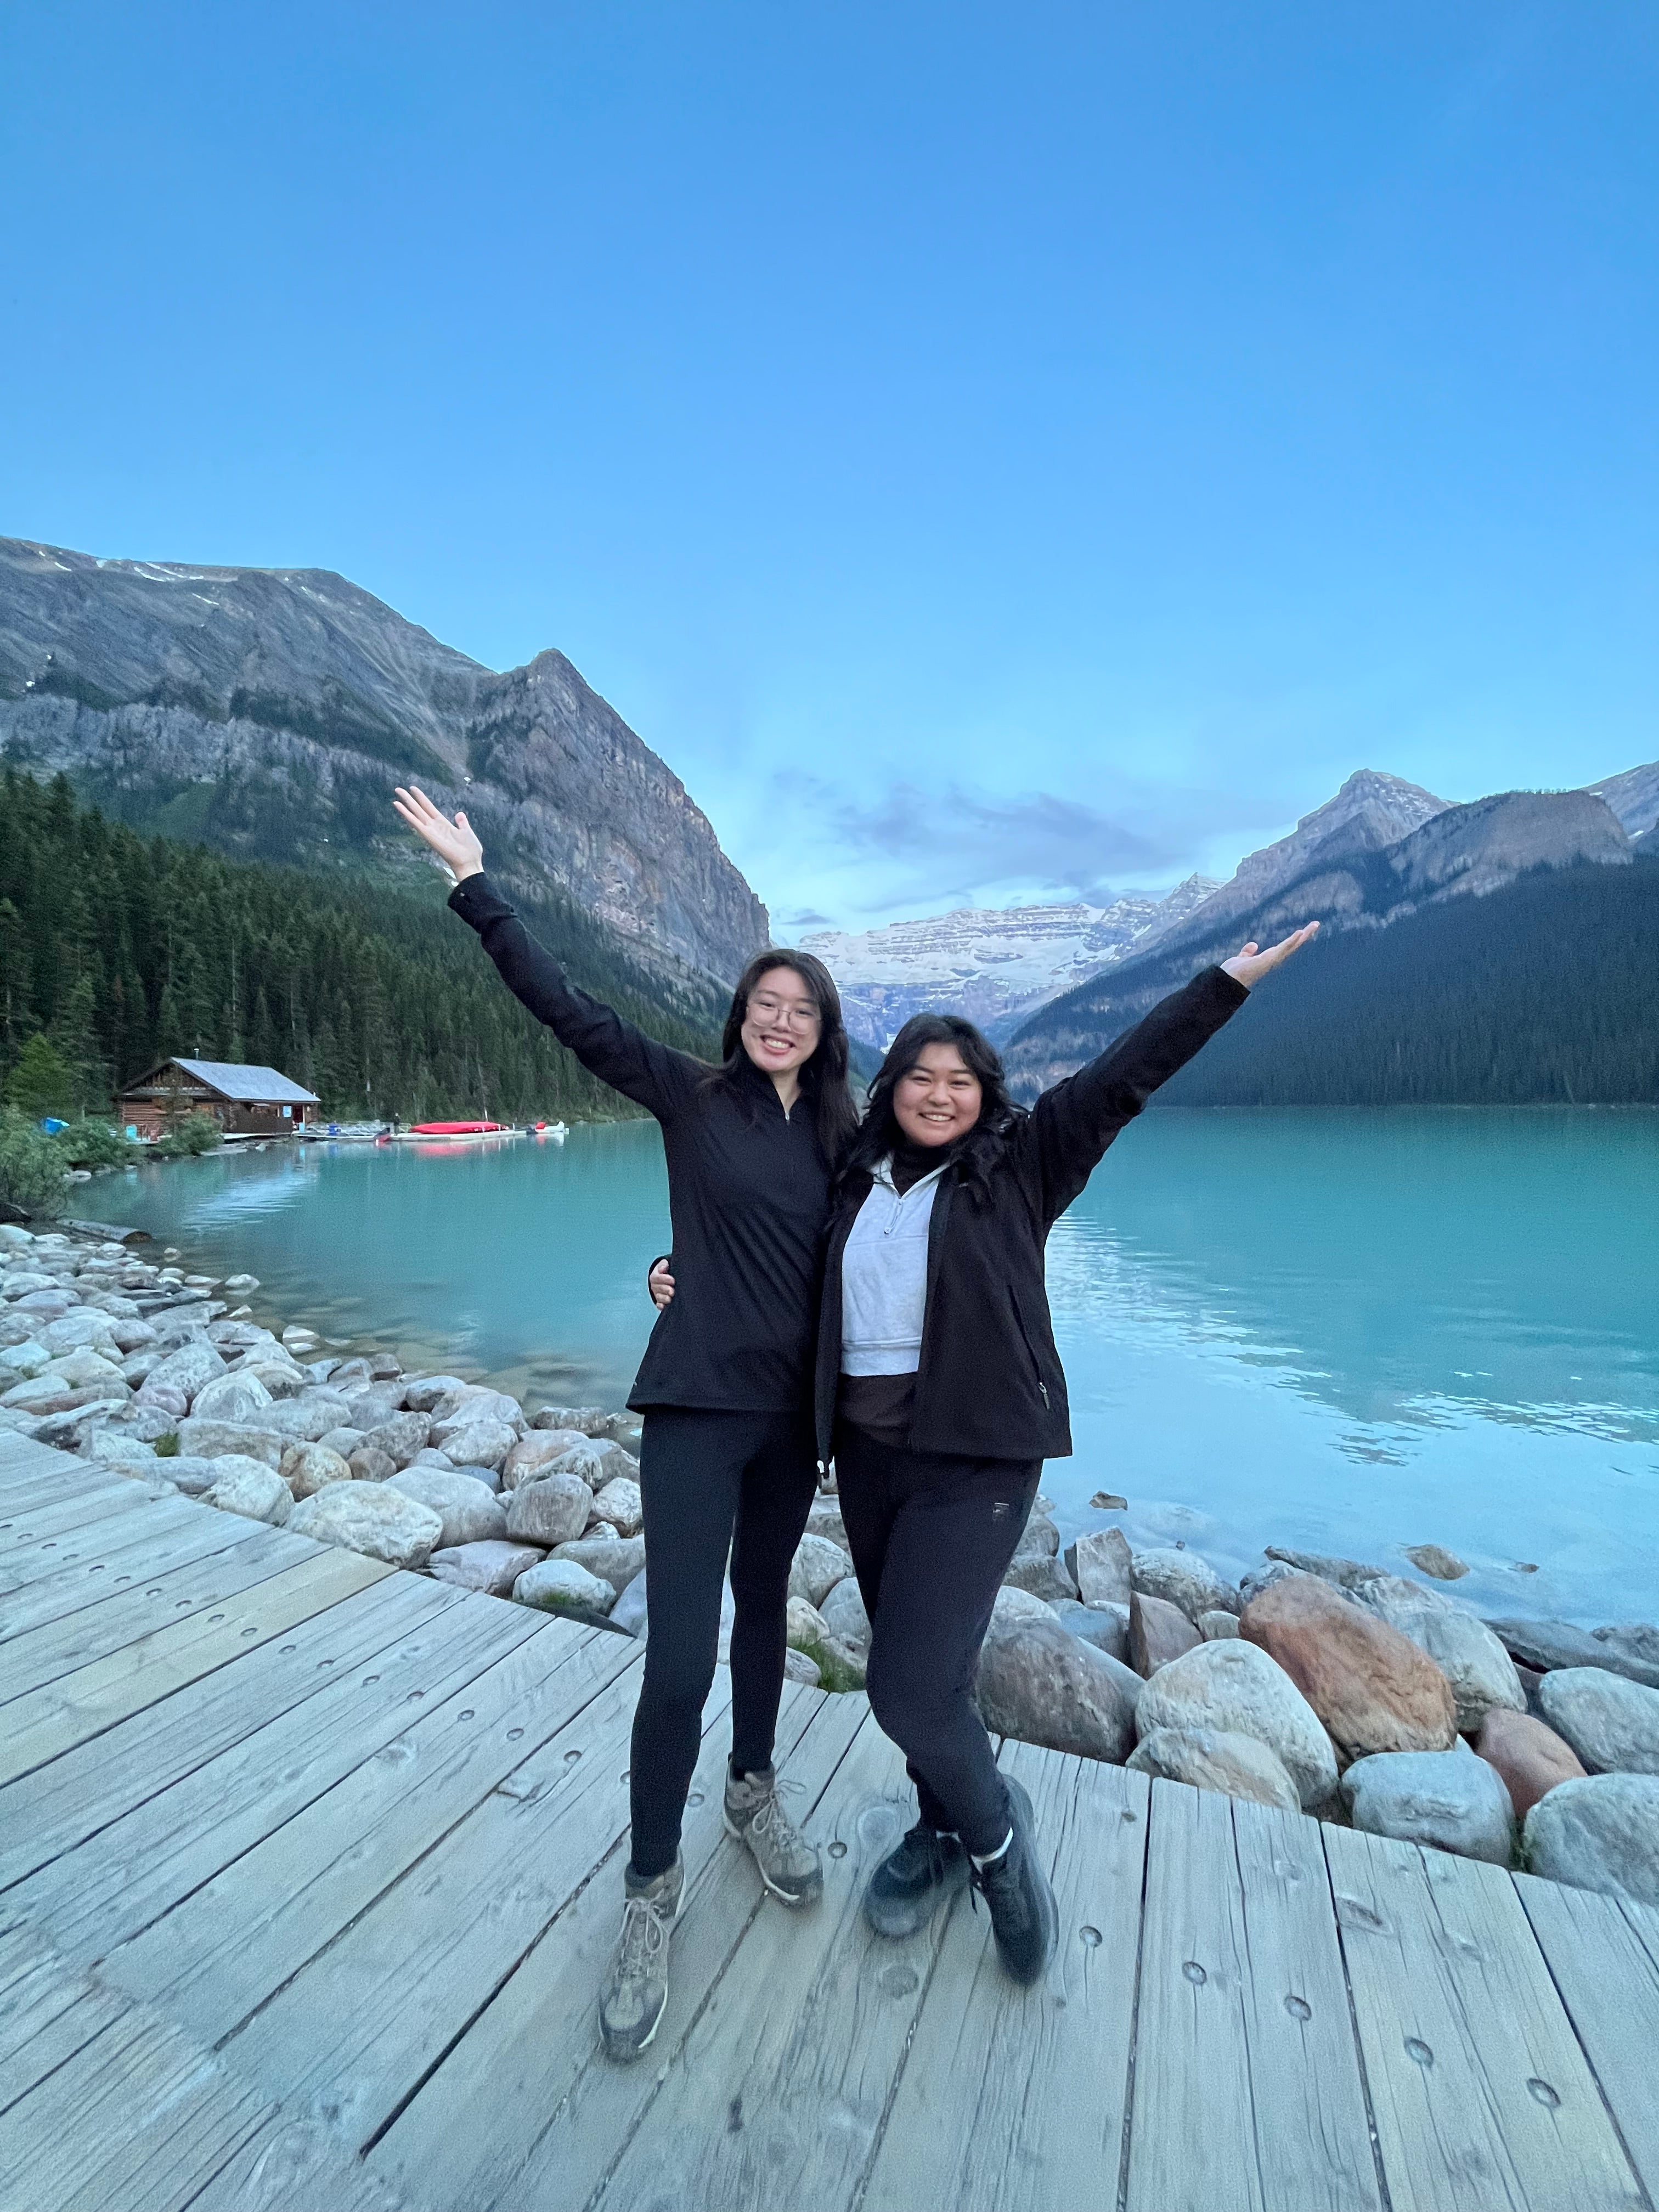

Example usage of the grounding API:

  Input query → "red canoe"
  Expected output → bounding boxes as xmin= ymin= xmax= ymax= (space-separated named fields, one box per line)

xmin=410 ymin=1120 xmax=511 ymax=1135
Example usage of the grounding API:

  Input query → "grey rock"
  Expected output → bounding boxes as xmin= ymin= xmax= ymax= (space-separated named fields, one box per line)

xmin=263 ymin=1393 xmax=356 ymax=1443
xmin=1357 ymin=1583 xmax=1525 ymax=1733
xmin=532 ymin=1403 xmax=611 ymax=1435
xmin=39 ymin=1311 xmax=122 ymax=1355
xmin=429 ymin=1540 xmax=545 ymax=1596
xmin=387 ymin=1468 xmax=506 ymax=1547
xmin=990 ymin=1584 xmax=1053 ymax=1631
xmin=1128 ymin=1726 xmax=1302 ymax=1812
xmin=189 ymin=1370 xmax=275 ymax=1424
xmin=1013 ymin=1514 xmax=1059 ymax=1560
xmin=1130 ymin=1547 xmax=1241 ymax=1623
xmin=500 ymin=1427 xmax=589 ymax=1487
xmin=428 ymin=1418 xmax=518 ymax=1472
xmin=174 ymin=1419 xmax=286 ymax=1470
xmin=512 ymin=1557 xmax=617 ymax=1618
xmin=288 ymin=1481 xmax=444 ymax=1568
xmin=316 ymin=1425 xmax=366 ymax=1459
xmin=552 ymin=1534 xmax=647 ymax=1590
xmin=1537 ymin=1667 xmax=1659 ymax=1776
xmin=541 ymin=1438 xmax=638 ymax=1492
xmin=1048 ymin=1598 xmax=1130 ymax=1662
xmin=401 ymin=1374 xmax=472 ymax=1412
xmin=447 ymin=1461 xmax=503 ymax=1494
xmin=789 ymin=1532 xmax=854 ymax=1609
xmin=1265 ymin=1545 xmax=1388 ymax=1592
xmin=154 ymin=1454 xmax=223 ymax=1497
xmin=1523 ymin=1774 xmax=1659 ymax=1906
xmin=430 ymin=1385 xmax=526 ymax=1438
xmin=610 ymin=1567 xmax=649 ymax=1639
xmin=592 ymin=1475 xmax=643 ymax=1538
xmin=505 ymin=1470 xmax=592 ymax=1547
xmin=784 ymin=1647 xmax=821 ymax=1686
xmin=1239 ymin=1561 xmax=1317 ymax=1605
xmin=804 ymin=1497 xmax=848 ymax=1549
xmin=1199 ymin=1610 xmax=1242 ymax=1641
xmin=1135 ymin=1640 xmax=1339 ymax=1811
xmin=819 ymin=1576 xmax=871 ymax=1651
xmin=202 ymin=1457 xmax=293 ymax=1527
xmin=410 ymin=1446 xmax=454 ymax=1468
xmin=975 ymin=1617 xmax=1137 ymax=1763
xmin=84 ymin=1431 xmax=159 ymax=1470
xmin=1594 ymin=1622 xmax=1659 ymax=1671
xmin=1065 ymin=1527 xmax=1132 ymax=1609
xmin=1341 ymin=1747 xmax=1515 ymax=1865
xmin=1002 ymin=1550 xmax=1080 ymax=1604
xmin=346 ymin=1447 xmax=398 ymax=1485
xmin=238 ymin=1358 xmax=311 ymax=1400
xmin=356 ymin=1410 xmax=431 ymax=1470
xmin=146 ymin=1341 xmax=228 ymax=1401
xmin=1403 ymin=1543 xmax=1469 ymax=1581
xmin=342 ymin=1387 xmax=405 ymax=1432
xmin=280 ymin=1441 xmax=354 ymax=1499
xmin=1485 ymin=1617 xmax=1659 ymax=1691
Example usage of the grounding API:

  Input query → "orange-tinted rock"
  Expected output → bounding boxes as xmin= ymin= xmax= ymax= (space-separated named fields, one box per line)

xmin=1239 ymin=1576 xmax=1456 ymax=1759
xmin=1475 ymin=1706 xmax=1586 ymax=1821
xmin=1130 ymin=1589 xmax=1201 ymax=1678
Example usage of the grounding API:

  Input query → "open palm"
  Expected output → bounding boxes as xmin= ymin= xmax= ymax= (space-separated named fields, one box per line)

xmin=392 ymin=786 xmax=484 ymax=881
xmin=1221 ymin=921 xmax=1319 ymax=989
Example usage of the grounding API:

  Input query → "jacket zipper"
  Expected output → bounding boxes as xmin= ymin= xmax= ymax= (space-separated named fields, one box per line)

xmin=1009 ymin=1290 xmax=1050 ymax=1408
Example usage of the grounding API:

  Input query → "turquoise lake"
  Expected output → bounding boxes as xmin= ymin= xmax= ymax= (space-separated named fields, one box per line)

xmin=82 ymin=1108 xmax=1659 ymax=1628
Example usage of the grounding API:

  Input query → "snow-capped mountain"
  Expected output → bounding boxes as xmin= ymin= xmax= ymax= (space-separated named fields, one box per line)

xmin=802 ymin=875 xmax=1221 ymax=1047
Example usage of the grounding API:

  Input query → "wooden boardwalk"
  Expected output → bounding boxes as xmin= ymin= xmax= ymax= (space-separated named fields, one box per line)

xmin=3 ymin=1429 xmax=1658 ymax=2212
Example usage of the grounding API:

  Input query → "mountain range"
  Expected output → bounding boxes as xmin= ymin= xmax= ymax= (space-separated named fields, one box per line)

xmin=0 ymin=538 xmax=767 ymax=989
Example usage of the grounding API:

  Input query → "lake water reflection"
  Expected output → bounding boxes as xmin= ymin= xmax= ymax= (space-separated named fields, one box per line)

xmin=86 ymin=1107 xmax=1659 ymax=1627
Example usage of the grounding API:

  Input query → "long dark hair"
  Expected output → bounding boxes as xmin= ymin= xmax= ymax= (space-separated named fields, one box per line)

xmin=838 ymin=1011 xmax=1023 ymax=1197
xmin=707 ymin=949 xmax=860 ymax=1163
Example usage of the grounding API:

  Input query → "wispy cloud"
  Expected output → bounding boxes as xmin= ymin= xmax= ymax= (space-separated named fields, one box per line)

xmin=823 ymin=780 xmax=1183 ymax=905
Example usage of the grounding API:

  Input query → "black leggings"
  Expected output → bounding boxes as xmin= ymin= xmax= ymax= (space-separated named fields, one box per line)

xmin=835 ymin=1421 xmax=1040 ymax=1858
xmin=629 ymin=1406 xmax=820 ymax=1879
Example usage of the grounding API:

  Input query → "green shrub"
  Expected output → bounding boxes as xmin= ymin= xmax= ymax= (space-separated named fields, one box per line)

xmin=50 ymin=1118 xmax=137 ymax=1169
xmin=0 ymin=1106 xmax=67 ymax=1218
xmin=153 ymin=1431 xmax=180 ymax=1457
xmin=153 ymin=1113 xmax=223 ymax=1159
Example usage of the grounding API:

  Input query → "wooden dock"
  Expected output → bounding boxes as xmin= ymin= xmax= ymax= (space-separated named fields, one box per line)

xmin=3 ymin=1428 xmax=1658 ymax=2212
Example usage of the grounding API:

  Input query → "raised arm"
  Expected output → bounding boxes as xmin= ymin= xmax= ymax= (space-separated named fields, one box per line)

xmin=393 ymin=785 xmax=704 ymax=1119
xmin=1022 ymin=924 xmax=1317 ymax=1221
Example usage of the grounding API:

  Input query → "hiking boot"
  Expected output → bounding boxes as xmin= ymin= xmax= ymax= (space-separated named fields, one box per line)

xmin=969 ymin=1778 xmax=1057 ymax=1987
xmin=724 ymin=1765 xmax=823 ymax=1905
xmin=598 ymin=1855 xmax=682 ymax=2062
xmin=864 ymin=1821 xmax=969 ymax=1939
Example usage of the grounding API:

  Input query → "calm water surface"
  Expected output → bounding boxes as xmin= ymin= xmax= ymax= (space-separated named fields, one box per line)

xmin=84 ymin=1109 xmax=1659 ymax=1626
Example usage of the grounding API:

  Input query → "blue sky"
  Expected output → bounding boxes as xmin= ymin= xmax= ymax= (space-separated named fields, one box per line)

xmin=3 ymin=3 xmax=1655 ymax=932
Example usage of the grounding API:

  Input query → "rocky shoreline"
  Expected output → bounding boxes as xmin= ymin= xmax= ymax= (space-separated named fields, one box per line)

xmin=4 ymin=1216 xmax=1656 ymax=1915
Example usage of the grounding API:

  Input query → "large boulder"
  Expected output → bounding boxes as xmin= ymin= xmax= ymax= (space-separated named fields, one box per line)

xmin=1240 ymin=1575 xmax=1456 ymax=1760
xmin=1356 ymin=1579 xmax=1525 ymax=1733
xmin=611 ymin=1568 xmax=649 ymax=1640
xmin=40 ymin=1311 xmax=122 ymax=1355
xmin=789 ymin=1533 xmax=854 ymax=1609
xmin=1594 ymin=1622 xmax=1659 ymax=1672
xmin=1013 ymin=1514 xmax=1059 ymax=1560
xmin=1524 ymin=1774 xmax=1659 ymax=1905
xmin=1128 ymin=1726 xmax=1301 ymax=1812
xmin=145 ymin=1340 xmax=227 ymax=1401
xmin=1135 ymin=1639 xmax=1339 ymax=1810
xmin=1537 ymin=1668 xmax=1659 ymax=1776
xmin=1049 ymin=1599 xmax=1130 ymax=1662
xmin=1199 ymin=1610 xmax=1241 ymax=1641
xmin=1486 ymin=1617 xmax=1659 ymax=1692
xmin=505 ymin=1470 xmax=592 ymax=1547
xmin=289 ymin=1481 xmax=443 ymax=1569
xmin=1065 ymin=1526 xmax=1132 ymax=1609
xmin=175 ymin=1419 xmax=287 ymax=1470
xmin=427 ymin=1418 xmax=517 ymax=1472
xmin=1129 ymin=1590 xmax=1201 ymax=1678
xmin=430 ymin=1385 xmax=527 ymax=1438
xmin=592 ymin=1476 xmax=643 ymax=1538
xmin=264 ymin=1392 xmax=356 ymax=1443
xmin=1474 ymin=1708 xmax=1586 ymax=1821
xmin=150 ymin=1454 xmax=222 ymax=1497
xmin=346 ymin=1446 xmax=398 ymax=1485
xmin=239 ymin=1357 xmax=310 ymax=1400
xmin=512 ymin=1557 xmax=617 ymax=1619
xmin=1130 ymin=1547 xmax=1240 ymax=1623
xmin=543 ymin=1438 xmax=639 ymax=1492
xmin=357 ymin=1411 xmax=431 ymax=1470
xmin=1264 ymin=1545 xmax=1387 ymax=1592
xmin=551 ymin=1534 xmax=647 ymax=1590
xmin=429 ymin=1539 xmax=546 ymax=1596
xmin=401 ymin=1374 xmax=473 ymax=1412
xmin=805 ymin=1497 xmax=849 ymax=1549
xmin=532 ymin=1403 xmax=611 ymax=1435
xmin=1341 ymin=1747 xmax=1515 ymax=1865
xmin=819 ymin=1576 xmax=871 ymax=1651
xmin=279 ymin=1441 xmax=355 ymax=1499
xmin=201 ymin=1457 xmax=292 ymax=1526
xmin=1402 ymin=1543 xmax=1469 ymax=1581
xmin=1003 ymin=1550 xmax=1080 ymax=1604
xmin=190 ymin=1370 xmax=275 ymax=1425
xmin=500 ymin=1428 xmax=589 ymax=1488
xmin=975 ymin=1616 xmax=1136 ymax=1763
xmin=387 ymin=1468 xmax=506 ymax=1547
xmin=990 ymin=1584 xmax=1053 ymax=1632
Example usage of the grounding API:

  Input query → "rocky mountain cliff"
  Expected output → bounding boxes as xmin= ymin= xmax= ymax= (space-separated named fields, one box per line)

xmin=1587 ymin=759 xmax=1659 ymax=840
xmin=802 ymin=874 xmax=1220 ymax=1047
xmin=1004 ymin=782 xmax=1639 ymax=1097
xmin=0 ymin=538 xmax=768 ymax=985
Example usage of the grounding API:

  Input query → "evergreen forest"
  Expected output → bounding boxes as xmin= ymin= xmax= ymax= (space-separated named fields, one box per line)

xmin=0 ymin=770 xmax=726 ymax=1124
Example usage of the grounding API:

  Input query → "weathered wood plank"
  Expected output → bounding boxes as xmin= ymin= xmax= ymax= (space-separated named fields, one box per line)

xmin=1125 ymin=1777 xmax=1266 ymax=2212
xmin=0 ymin=1500 xmax=255 ymax=1631
xmin=1229 ymin=1794 xmax=1384 ymax=2212
xmin=856 ymin=1739 xmax=1148 ymax=2212
xmin=0 ymin=1544 xmax=391 ymax=1786
xmin=0 ymin=1571 xmax=449 ymax=1892
xmin=580 ymin=1716 xmax=947 ymax=2212
xmin=0 ymin=1523 xmax=307 ymax=1704
xmin=1515 ymin=1872 xmax=1659 ymax=2203
xmin=224 ymin=1656 xmax=733 ymax=2146
xmin=189 ymin=2115 xmax=414 ymax=2212
xmin=0 ymin=1493 xmax=199 ymax=1585
xmin=11 ymin=1587 xmax=534 ymax=1964
xmin=0 ymin=1474 xmax=171 ymax=1556
xmin=367 ymin=1683 xmax=862 ymax=2209
xmin=0 ymin=1927 xmax=129 ymax=2100
xmin=101 ymin=1618 xmax=637 ymax=2046
xmin=1324 ymin=1822 xmax=1645 ymax=2211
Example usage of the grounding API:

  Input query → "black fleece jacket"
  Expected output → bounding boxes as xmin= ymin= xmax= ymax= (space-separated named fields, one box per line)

xmin=449 ymin=873 xmax=831 ymax=1414
xmin=815 ymin=964 xmax=1250 ymax=1464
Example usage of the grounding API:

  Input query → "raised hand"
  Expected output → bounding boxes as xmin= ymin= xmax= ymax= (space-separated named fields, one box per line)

xmin=1221 ymin=921 xmax=1319 ymax=989
xmin=392 ymin=785 xmax=485 ymax=882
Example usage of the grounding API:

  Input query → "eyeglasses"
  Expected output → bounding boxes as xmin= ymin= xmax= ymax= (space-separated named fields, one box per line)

xmin=748 ymin=994 xmax=821 ymax=1030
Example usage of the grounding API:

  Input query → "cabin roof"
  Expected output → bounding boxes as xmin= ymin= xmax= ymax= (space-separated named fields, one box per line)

xmin=123 ymin=1058 xmax=321 ymax=1105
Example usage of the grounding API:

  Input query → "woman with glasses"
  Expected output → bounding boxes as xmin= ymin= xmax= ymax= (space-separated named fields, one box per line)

xmin=392 ymin=786 xmax=858 ymax=2063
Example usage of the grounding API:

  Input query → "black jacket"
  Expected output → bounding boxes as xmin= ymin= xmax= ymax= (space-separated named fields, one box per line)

xmin=815 ymin=965 xmax=1249 ymax=1464
xmin=450 ymin=874 xmax=832 ymax=1414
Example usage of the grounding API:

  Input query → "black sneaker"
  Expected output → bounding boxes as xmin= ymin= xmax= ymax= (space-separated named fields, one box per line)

xmin=863 ymin=1821 xmax=969 ymax=1939
xmin=968 ymin=1778 xmax=1057 ymax=1986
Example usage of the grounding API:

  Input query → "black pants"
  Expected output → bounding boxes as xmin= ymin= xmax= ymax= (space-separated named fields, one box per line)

xmin=629 ymin=1405 xmax=820 ymax=1879
xmin=834 ymin=1421 xmax=1040 ymax=1859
